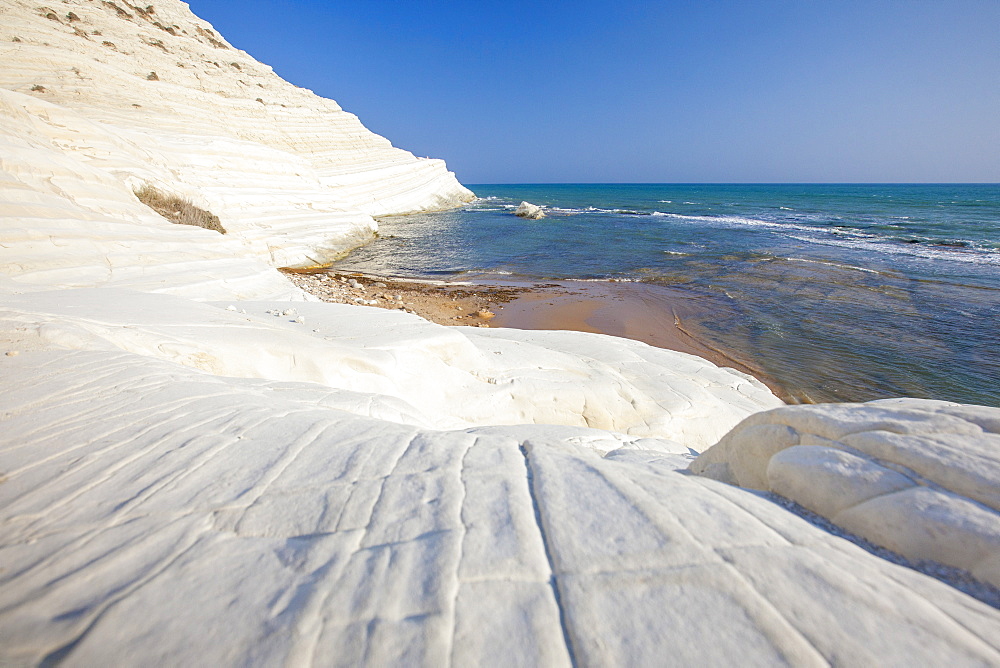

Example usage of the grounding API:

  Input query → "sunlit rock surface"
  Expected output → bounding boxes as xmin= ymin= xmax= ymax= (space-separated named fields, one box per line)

xmin=691 ymin=399 xmax=1000 ymax=588
xmin=2 ymin=292 xmax=1000 ymax=665
xmin=1 ymin=0 xmax=999 ymax=664
xmin=514 ymin=201 xmax=546 ymax=219
xmin=0 ymin=288 xmax=781 ymax=443
xmin=0 ymin=0 xmax=473 ymax=274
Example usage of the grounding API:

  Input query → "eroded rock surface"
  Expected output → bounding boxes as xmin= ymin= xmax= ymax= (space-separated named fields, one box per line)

xmin=2 ymin=350 xmax=999 ymax=666
xmin=0 ymin=288 xmax=781 ymax=445
xmin=691 ymin=399 xmax=1000 ymax=587
xmin=514 ymin=201 xmax=546 ymax=219
xmin=0 ymin=0 xmax=473 ymax=275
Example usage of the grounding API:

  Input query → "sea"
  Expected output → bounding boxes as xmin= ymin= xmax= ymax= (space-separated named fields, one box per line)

xmin=331 ymin=184 xmax=1000 ymax=407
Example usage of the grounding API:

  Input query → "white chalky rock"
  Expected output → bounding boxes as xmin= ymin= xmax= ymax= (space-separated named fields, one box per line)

xmin=2 ymin=286 xmax=778 ymax=449
xmin=691 ymin=399 xmax=1000 ymax=586
xmin=1 ymin=349 xmax=999 ymax=666
xmin=1 ymin=0 xmax=999 ymax=662
xmin=514 ymin=201 xmax=546 ymax=219
xmin=0 ymin=0 xmax=473 ymax=280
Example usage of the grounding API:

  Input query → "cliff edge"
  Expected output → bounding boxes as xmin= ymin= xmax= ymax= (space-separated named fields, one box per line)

xmin=0 ymin=0 xmax=473 ymax=285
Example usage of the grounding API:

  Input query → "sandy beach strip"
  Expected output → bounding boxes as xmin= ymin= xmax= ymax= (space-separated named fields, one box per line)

xmin=491 ymin=280 xmax=788 ymax=397
xmin=286 ymin=270 xmax=790 ymax=400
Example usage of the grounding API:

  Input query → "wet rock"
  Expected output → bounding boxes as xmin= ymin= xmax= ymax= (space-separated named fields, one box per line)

xmin=514 ymin=201 xmax=545 ymax=219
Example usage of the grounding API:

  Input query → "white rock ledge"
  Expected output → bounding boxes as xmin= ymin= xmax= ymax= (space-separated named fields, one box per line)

xmin=2 ymin=348 xmax=1000 ymax=665
xmin=690 ymin=399 xmax=1000 ymax=587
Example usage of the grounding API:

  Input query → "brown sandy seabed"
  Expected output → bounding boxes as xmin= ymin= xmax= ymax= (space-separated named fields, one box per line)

xmin=283 ymin=270 xmax=794 ymax=402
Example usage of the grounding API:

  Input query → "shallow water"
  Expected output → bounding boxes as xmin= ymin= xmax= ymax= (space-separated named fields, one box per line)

xmin=333 ymin=184 xmax=1000 ymax=406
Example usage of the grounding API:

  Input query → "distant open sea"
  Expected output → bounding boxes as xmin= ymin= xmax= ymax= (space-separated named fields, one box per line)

xmin=332 ymin=184 xmax=1000 ymax=407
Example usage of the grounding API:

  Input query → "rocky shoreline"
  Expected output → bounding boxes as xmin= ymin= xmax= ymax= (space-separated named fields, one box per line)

xmin=283 ymin=270 xmax=529 ymax=327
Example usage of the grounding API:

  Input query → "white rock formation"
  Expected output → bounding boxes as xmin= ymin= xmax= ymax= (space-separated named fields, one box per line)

xmin=1 ymin=0 xmax=999 ymax=664
xmin=0 ymin=287 xmax=781 ymax=445
xmin=0 ymin=0 xmax=474 ymax=274
xmin=0 ymin=87 xmax=301 ymax=299
xmin=690 ymin=399 xmax=1000 ymax=587
xmin=514 ymin=201 xmax=546 ymax=219
xmin=2 ymin=345 xmax=999 ymax=665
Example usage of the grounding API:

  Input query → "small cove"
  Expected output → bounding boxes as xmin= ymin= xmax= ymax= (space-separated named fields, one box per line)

xmin=333 ymin=184 xmax=1000 ymax=406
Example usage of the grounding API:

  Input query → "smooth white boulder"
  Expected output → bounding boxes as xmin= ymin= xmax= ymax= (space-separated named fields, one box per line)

xmin=514 ymin=201 xmax=546 ymax=219
xmin=691 ymin=399 xmax=1000 ymax=586
xmin=767 ymin=445 xmax=914 ymax=516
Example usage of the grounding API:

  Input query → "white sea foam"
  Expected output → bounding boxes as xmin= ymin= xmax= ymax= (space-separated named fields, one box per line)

xmin=782 ymin=257 xmax=883 ymax=275
xmin=546 ymin=206 xmax=620 ymax=215
xmin=786 ymin=235 xmax=1000 ymax=266
xmin=650 ymin=211 xmax=850 ymax=237
xmin=567 ymin=277 xmax=641 ymax=283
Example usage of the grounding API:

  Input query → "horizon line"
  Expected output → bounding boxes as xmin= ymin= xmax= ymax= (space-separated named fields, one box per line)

xmin=463 ymin=182 xmax=1000 ymax=186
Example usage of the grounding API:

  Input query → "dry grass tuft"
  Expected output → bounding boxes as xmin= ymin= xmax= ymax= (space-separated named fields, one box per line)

xmin=134 ymin=184 xmax=226 ymax=234
xmin=102 ymin=1 xmax=132 ymax=19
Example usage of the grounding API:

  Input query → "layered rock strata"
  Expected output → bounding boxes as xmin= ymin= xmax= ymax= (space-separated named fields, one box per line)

xmin=0 ymin=0 xmax=473 ymax=285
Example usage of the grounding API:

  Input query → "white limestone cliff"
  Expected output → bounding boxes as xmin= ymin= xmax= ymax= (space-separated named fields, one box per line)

xmin=0 ymin=0 xmax=474 ymax=279
xmin=2 ymin=0 xmax=1000 ymax=664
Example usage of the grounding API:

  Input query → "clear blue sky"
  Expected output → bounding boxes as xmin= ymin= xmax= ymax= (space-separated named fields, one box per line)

xmin=189 ymin=0 xmax=999 ymax=184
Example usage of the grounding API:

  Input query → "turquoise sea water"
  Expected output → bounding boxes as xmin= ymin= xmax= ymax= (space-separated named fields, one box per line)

xmin=333 ymin=184 xmax=1000 ymax=406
